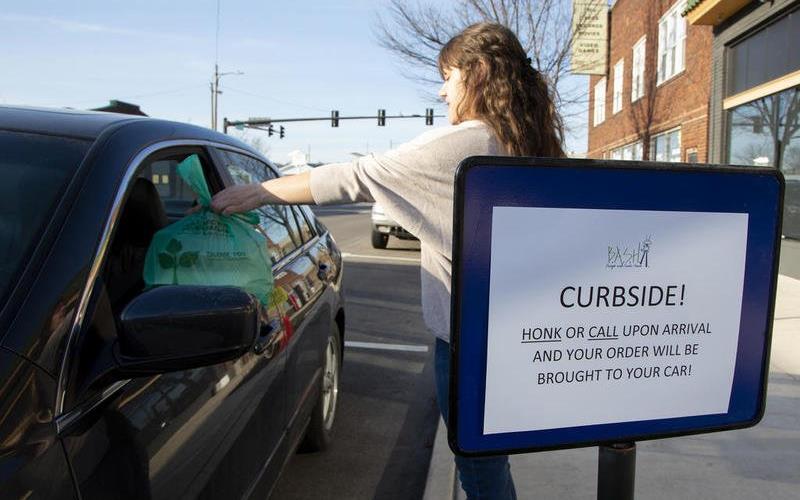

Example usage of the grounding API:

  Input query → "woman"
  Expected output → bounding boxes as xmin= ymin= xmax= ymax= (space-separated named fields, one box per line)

xmin=212 ymin=22 xmax=564 ymax=500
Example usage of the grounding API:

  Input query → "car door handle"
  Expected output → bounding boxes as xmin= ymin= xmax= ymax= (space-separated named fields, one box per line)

xmin=254 ymin=318 xmax=281 ymax=356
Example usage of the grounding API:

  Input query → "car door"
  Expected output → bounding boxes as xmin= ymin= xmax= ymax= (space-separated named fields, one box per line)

xmin=58 ymin=146 xmax=288 ymax=500
xmin=284 ymin=205 xmax=339 ymax=428
xmin=211 ymin=149 xmax=332 ymax=439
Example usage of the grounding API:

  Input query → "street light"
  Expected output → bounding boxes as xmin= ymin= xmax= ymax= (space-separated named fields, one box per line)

xmin=211 ymin=64 xmax=243 ymax=131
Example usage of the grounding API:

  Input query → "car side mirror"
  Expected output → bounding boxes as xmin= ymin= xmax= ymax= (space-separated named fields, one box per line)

xmin=116 ymin=285 xmax=259 ymax=376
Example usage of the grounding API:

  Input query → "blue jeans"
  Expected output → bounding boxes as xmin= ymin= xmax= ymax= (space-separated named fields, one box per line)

xmin=435 ymin=338 xmax=517 ymax=500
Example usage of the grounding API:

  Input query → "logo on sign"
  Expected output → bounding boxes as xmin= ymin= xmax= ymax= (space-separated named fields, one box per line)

xmin=607 ymin=236 xmax=652 ymax=269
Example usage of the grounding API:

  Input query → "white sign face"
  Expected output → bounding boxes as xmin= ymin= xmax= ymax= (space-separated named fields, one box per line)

xmin=483 ymin=207 xmax=749 ymax=435
xmin=571 ymin=0 xmax=608 ymax=75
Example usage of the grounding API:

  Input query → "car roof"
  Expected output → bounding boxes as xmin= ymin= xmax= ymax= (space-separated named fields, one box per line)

xmin=0 ymin=105 xmax=256 ymax=153
xmin=0 ymin=105 xmax=144 ymax=139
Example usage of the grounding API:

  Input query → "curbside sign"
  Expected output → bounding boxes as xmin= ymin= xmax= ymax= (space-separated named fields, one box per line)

xmin=449 ymin=158 xmax=784 ymax=456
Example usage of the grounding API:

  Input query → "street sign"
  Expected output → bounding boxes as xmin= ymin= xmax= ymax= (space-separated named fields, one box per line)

xmin=449 ymin=157 xmax=784 ymax=456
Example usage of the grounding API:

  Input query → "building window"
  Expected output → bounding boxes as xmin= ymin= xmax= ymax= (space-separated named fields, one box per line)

xmin=611 ymin=141 xmax=643 ymax=161
xmin=650 ymin=128 xmax=681 ymax=162
xmin=728 ymin=86 xmax=799 ymax=169
xmin=594 ymin=77 xmax=606 ymax=126
xmin=613 ymin=59 xmax=624 ymax=114
xmin=727 ymin=9 xmax=800 ymax=97
xmin=657 ymin=1 xmax=686 ymax=85
xmin=728 ymin=86 xmax=799 ymax=238
xmin=632 ymin=37 xmax=646 ymax=102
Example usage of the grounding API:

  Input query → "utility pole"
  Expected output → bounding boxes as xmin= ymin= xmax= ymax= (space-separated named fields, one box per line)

xmin=211 ymin=64 xmax=243 ymax=131
xmin=210 ymin=82 xmax=215 ymax=129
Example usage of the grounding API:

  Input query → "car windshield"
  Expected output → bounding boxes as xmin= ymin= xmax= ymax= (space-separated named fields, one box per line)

xmin=0 ymin=130 xmax=91 ymax=307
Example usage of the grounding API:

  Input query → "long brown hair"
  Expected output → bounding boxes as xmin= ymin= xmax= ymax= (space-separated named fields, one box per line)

xmin=438 ymin=23 xmax=565 ymax=157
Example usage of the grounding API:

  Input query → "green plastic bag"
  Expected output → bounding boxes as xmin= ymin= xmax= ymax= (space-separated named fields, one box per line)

xmin=143 ymin=154 xmax=273 ymax=304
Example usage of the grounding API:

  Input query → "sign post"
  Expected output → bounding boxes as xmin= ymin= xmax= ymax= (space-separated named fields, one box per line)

xmin=449 ymin=157 xmax=784 ymax=497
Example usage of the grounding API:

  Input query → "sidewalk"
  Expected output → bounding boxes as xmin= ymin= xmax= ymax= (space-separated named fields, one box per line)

xmin=424 ymin=275 xmax=800 ymax=500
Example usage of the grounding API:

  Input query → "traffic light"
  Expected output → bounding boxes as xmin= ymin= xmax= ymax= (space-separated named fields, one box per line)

xmin=378 ymin=109 xmax=386 ymax=126
xmin=268 ymin=124 xmax=274 ymax=137
xmin=425 ymin=108 xmax=434 ymax=126
xmin=279 ymin=126 xmax=285 ymax=139
xmin=331 ymin=110 xmax=339 ymax=127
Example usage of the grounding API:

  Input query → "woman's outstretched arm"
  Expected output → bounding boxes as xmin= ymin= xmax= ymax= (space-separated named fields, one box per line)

xmin=210 ymin=172 xmax=314 ymax=215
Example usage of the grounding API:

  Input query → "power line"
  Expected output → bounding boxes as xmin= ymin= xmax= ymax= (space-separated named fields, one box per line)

xmin=55 ymin=83 xmax=209 ymax=107
xmin=127 ymin=84 xmax=209 ymax=100
xmin=215 ymin=0 xmax=221 ymax=67
xmin=222 ymin=86 xmax=330 ymax=113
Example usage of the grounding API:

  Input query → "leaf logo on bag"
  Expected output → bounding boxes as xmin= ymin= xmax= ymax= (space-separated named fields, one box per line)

xmin=157 ymin=238 xmax=200 ymax=284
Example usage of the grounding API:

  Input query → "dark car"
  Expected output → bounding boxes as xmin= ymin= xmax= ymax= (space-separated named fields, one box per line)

xmin=0 ymin=106 xmax=346 ymax=499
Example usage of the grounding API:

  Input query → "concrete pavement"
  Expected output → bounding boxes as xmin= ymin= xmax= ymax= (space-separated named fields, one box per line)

xmin=425 ymin=271 xmax=800 ymax=500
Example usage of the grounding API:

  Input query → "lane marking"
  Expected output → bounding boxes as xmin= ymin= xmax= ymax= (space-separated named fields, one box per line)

xmin=341 ymin=252 xmax=420 ymax=263
xmin=345 ymin=340 xmax=429 ymax=353
xmin=347 ymin=296 xmax=422 ymax=313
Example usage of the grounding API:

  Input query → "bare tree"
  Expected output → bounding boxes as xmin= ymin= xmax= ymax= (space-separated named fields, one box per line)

xmin=374 ymin=0 xmax=601 ymax=122
xmin=757 ymin=88 xmax=800 ymax=170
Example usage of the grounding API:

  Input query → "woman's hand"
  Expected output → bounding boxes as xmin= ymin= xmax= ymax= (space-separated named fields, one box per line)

xmin=210 ymin=173 xmax=315 ymax=215
xmin=211 ymin=183 xmax=269 ymax=215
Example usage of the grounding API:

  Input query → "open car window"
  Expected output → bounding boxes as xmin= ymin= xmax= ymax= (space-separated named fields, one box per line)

xmin=135 ymin=150 xmax=221 ymax=221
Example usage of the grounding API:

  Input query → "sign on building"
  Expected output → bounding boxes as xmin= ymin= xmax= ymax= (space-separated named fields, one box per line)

xmin=449 ymin=157 xmax=784 ymax=456
xmin=571 ymin=0 xmax=608 ymax=75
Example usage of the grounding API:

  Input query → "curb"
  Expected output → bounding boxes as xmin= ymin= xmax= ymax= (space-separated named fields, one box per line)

xmin=422 ymin=419 xmax=458 ymax=500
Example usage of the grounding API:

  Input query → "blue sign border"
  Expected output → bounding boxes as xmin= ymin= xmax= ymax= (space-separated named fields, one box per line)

xmin=449 ymin=157 xmax=785 ymax=456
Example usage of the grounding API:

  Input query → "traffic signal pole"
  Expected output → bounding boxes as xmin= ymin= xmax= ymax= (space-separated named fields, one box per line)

xmin=223 ymin=109 xmax=444 ymax=135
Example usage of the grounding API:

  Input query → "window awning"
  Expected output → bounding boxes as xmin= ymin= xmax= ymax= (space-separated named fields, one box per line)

xmin=683 ymin=0 xmax=752 ymax=26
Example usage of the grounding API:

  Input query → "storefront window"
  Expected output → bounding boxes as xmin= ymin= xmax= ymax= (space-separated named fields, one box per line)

xmin=728 ymin=95 xmax=778 ymax=167
xmin=778 ymin=88 xmax=800 ymax=174
xmin=728 ymin=87 xmax=799 ymax=168
xmin=728 ymin=86 xmax=800 ymax=238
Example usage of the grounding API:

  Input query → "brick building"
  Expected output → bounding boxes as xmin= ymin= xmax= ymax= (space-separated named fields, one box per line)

xmin=587 ymin=0 xmax=713 ymax=163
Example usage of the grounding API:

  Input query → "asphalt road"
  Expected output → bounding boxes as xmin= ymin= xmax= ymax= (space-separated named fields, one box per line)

xmin=270 ymin=204 xmax=439 ymax=500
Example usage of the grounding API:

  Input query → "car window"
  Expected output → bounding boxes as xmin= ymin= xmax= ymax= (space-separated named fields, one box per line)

xmin=218 ymin=149 xmax=306 ymax=264
xmin=292 ymin=206 xmax=315 ymax=243
xmin=140 ymin=159 xmax=196 ymax=214
xmin=217 ymin=149 xmax=278 ymax=184
xmin=0 ymin=130 xmax=90 ymax=307
xmin=136 ymin=151 xmax=219 ymax=219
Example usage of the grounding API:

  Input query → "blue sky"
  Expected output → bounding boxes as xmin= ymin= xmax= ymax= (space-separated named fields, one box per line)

xmin=1 ymin=0 xmax=588 ymax=163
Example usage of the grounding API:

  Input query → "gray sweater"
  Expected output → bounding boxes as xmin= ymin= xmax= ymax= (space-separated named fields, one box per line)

xmin=309 ymin=120 xmax=503 ymax=341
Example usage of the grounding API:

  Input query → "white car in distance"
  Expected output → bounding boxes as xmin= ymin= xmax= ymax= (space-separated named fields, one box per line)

xmin=370 ymin=202 xmax=417 ymax=249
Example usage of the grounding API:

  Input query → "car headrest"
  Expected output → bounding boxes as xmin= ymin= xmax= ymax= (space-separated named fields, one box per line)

xmin=113 ymin=178 xmax=168 ymax=250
